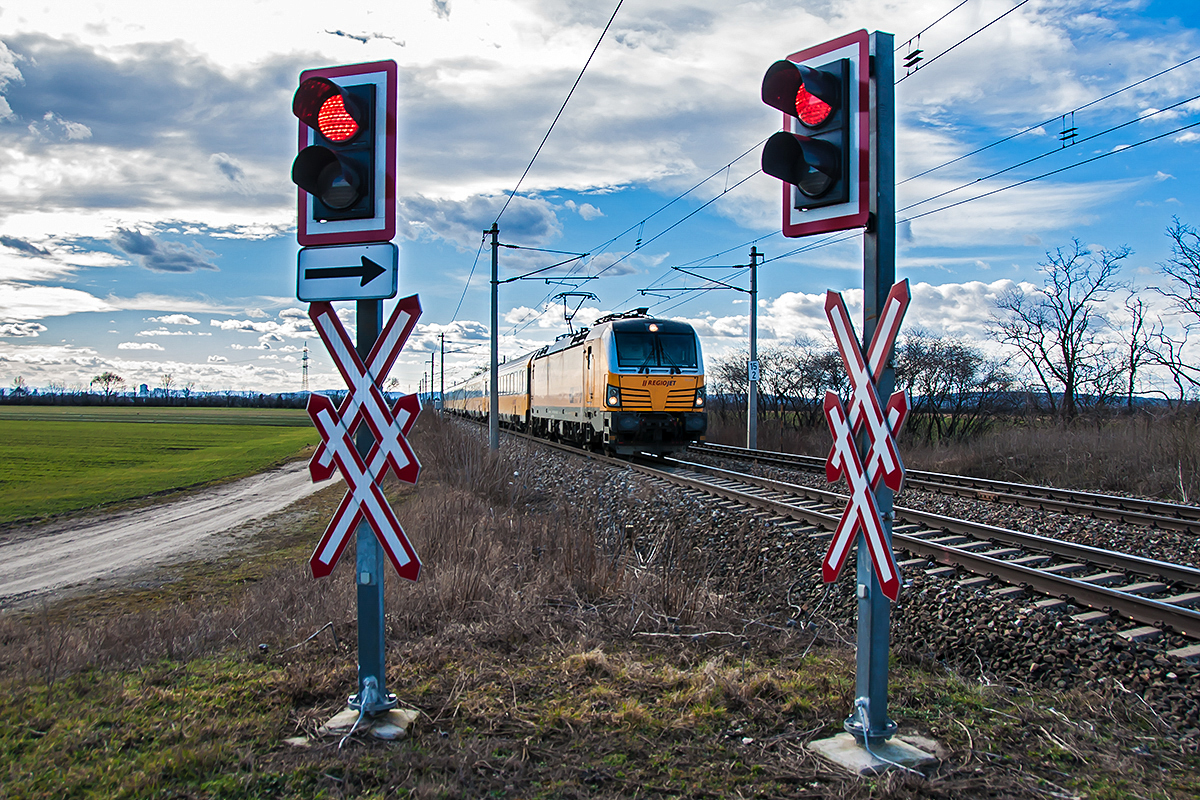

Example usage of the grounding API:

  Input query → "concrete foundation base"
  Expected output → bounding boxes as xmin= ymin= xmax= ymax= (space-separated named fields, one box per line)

xmin=316 ymin=706 xmax=420 ymax=741
xmin=807 ymin=732 xmax=939 ymax=776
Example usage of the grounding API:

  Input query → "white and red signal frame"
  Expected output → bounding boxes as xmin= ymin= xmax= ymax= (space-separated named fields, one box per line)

xmin=296 ymin=60 xmax=397 ymax=247
xmin=778 ymin=29 xmax=869 ymax=238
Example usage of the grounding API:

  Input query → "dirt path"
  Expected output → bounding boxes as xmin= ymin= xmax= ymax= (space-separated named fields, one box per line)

xmin=0 ymin=462 xmax=336 ymax=609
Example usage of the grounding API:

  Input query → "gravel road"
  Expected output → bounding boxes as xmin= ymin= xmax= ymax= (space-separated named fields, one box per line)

xmin=0 ymin=461 xmax=335 ymax=609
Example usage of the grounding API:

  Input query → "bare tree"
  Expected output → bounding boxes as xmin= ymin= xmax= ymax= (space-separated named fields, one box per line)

xmin=1119 ymin=295 xmax=1162 ymax=411
xmin=991 ymin=239 xmax=1130 ymax=420
xmin=1147 ymin=218 xmax=1200 ymax=401
xmin=894 ymin=330 xmax=1012 ymax=443
xmin=90 ymin=371 xmax=125 ymax=399
xmin=1159 ymin=217 xmax=1200 ymax=324
xmin=1149 ymin=330 xmax=1200 ymax=406
xmin=159 ymin=372 xmax=175 ymax=398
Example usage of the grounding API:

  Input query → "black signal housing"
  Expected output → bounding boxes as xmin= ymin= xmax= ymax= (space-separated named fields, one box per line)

xmin=761 ymin=58 xmax=851 ymax=210
xmin=292 ymin=78 xmax=376 ymax=221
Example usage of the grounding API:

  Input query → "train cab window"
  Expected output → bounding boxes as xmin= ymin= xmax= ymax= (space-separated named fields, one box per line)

xmin=614 ymin=332 xmax=655 ymax=368
xmin=614 ymin=331 xmax=698 ymax=371
xmin=657 ymin=333 xmax=698 ymax=370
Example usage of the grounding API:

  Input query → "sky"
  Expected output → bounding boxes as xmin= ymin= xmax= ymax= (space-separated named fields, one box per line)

xmin=1 ymin=0 xmax=1199 ymax=396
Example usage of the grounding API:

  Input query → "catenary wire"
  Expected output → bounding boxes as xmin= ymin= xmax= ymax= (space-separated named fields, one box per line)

xmin=896 ymin=0 xmax=1033 ymax=85
xmin=492 ymin=0 xmax=623 ymax=226
xmin=898 ymin=0 xmax=974 ymax=51
xmin=500 ymin=145 xmax=767 ymax=338
xmin=900 ymin=52 xmax=1200 ymax=185
xmin=900 ymin=91 xmax=1200 ymax=214
xmin=449 ymin=234 xmax=487 ymax=324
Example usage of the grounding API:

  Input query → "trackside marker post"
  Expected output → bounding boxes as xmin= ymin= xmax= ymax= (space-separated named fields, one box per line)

xmin=763 ymin=33 xmax=937 ymax=768
xmin=293 ymin=58 xmax=421 ymax=731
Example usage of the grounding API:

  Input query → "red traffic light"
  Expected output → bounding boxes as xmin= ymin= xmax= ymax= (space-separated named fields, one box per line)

xmin=762 ymin=61 xmax=840 ymax=128
xmin=796 ymin=84 xmax=832 ymax=127
xmin=293 ymin=77 xmax=366 ymax=142
xmin=293 ymin=60 xmax=397 ymax=248
xmin=317 ymin=95 xmax=359 ymax=142
xmin=292 ymin=77 xmax=375 ymax=219
xmin=761 ymin=57 xmax=850 ymax=209
xmin=759 ymin=31 xmax=869 ymax=238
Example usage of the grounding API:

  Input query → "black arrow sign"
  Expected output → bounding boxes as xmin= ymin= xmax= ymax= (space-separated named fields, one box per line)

xmin=305 ymin=256 xmax=387 ymax=287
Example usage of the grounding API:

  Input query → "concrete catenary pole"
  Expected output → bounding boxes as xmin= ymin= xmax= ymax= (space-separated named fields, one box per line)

xmin=488 ymin=223 xmax=500 ymax=451
xmin=747 ymin=246 xmax=762 ymax=449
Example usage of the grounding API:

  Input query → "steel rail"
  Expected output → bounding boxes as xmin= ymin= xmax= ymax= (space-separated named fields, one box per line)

xmin=461 ymin=424 xmax=1200 ymax=638
xmin=895 ymin=537 xmax=1200 ymax=641
xmin=639 ymin=456 xmax=1200 ymax=639
xmin=692 ymin=442 xmax=1200 ymax=534
xmin=661 ymin=456 xmax=1200 ymax=588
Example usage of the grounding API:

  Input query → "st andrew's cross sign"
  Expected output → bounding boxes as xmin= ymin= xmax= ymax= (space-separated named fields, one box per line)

xmin=821 ymin=280 xmax=910 ymax=601
xmin=305 ymin=296 xmax=424 ymax=581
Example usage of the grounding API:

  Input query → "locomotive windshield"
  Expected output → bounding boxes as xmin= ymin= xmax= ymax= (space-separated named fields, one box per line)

xmin=614 ymin=331 xmax=698 ymax=371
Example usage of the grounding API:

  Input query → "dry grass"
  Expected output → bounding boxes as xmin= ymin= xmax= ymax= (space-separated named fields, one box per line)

xmin=710 ymin=408 xmax=1200 ymax=502
xmin=0 ymin=414 xmax=710 ymax=686
xmin=1 ymin=413 xmax=1198 ymax=798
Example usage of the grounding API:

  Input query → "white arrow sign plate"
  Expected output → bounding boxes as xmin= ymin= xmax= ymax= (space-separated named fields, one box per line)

xmin=297 ymin=242 xmax=399 ymax=302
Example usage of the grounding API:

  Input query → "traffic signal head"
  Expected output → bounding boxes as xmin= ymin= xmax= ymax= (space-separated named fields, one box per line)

xmin=758 ymin=31 xmax=869 ymax=239
xmin=292 ymin=77 xmax=375 ymax=220
xmin=291 ymin=60 xmax=396 ymax=247
xmin=761 ymin=58 xmax=850 ymax=208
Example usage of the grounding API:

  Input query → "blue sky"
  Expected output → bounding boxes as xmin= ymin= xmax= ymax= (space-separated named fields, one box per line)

xmin=1 ymin=0 xmax=1198 ymax=394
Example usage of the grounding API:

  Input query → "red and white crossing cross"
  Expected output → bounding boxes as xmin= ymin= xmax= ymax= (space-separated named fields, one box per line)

xmin=305 ymin=297 xmax=424 ymax=581
xmin=820 ymin=280 xmax=911 ymax=602
xmin=822 ymin=391 xmax=901 ymax=601
xmin=308 ymin=296 xmax=422 ymax=485
xmin=308 ymin=393 xmax=422 ymax=581
xmin=824 ymin=281 xmax=910 ymax=492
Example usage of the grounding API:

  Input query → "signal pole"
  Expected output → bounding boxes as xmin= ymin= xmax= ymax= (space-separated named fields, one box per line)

xmin=747 ymin=246 xmax=761 ymax=449
xmin=850 ymin=29 xmax=897 ymax=745
xmin=488 ymin=223 xmax=500 ymax=451
xmin=439 ymin=333 xmax=445 ymax=413
xmin=353 ymin=298 xmax=394 ymax=716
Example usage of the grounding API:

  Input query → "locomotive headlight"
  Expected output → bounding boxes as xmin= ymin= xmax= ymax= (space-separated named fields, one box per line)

xmin=694 ymin=385 xmax=706 ymax=408
xmin=606 ymin=384 xmax=621 ymax=407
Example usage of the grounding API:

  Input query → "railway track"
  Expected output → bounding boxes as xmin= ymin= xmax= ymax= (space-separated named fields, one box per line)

xmin=691 ymin=441 xmax=1200 ymax=535
xmin=469 ymin=424 xmax=1200 ymax=658
xmin=625 ymin=453 xmax=1200 ymax=657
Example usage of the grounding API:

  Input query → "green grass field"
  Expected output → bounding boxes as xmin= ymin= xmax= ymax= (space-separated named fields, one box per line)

xmin=0 ymin=407 xmax=319 ymax=524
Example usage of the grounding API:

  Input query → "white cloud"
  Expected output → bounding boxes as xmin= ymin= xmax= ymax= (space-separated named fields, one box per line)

xmin=136 ymin=328 xmax=212 ymax=337
xmin=0 ymin=322 xmax=47 ymax=337
xmin=0 ymin=282 xmax=113 ymax=322
xmin=117 ymin=341 xmax=164 ymax=350
xmin=147 ymin=313 xmax=200 ymax=325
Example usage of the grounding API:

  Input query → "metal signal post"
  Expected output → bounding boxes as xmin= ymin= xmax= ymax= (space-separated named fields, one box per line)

xmin=747 ymin=246 xmax=761 ymax=450
xmin=353 ymin=298 xmax=393 ymax=714
xmin=852 ymin=30 xmax=897 ymax=745
xmin=761 ymin=31 xmax=906 ymax=751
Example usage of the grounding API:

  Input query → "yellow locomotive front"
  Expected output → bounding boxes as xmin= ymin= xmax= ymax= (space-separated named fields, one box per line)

xmin=597 ymin=313 xmax=706 ymax=454
xmin=525 ymin=309 xmax=705 ymax=454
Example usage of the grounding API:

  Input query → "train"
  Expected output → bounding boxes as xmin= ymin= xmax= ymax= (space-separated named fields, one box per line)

xmin=443 ymin=308 xmax=707 ymax=455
